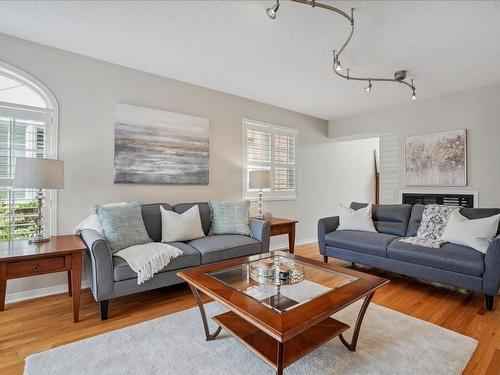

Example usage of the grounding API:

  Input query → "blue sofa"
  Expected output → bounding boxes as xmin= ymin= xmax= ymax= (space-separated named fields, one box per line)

xmin=80 ymin=202 xmax=271 ymax=319
xmin=318 ymin=202 xmax=500 ymax=310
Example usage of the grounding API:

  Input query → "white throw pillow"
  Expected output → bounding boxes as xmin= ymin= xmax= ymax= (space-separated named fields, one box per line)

xmin=441 ymin=210 xmax=500 ymax=253
xmin=161 ymin=205 xmax=205 ymax=242
xmin=337 ymin=204 xmax=377 ymax=232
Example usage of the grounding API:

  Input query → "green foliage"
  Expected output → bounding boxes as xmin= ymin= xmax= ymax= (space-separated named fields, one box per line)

xmin=0 ymin=199 xmax=38 ymax=241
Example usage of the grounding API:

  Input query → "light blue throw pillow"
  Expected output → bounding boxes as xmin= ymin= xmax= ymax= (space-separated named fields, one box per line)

xmin=209 ymin=200 xmax=251 ymax=236
xmin=96 ymin=201 xmax=152 ymax=253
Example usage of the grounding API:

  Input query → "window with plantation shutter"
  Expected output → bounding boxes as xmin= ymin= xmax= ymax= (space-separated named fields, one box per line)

xmin=0 ymin=62 xmax=58 ymax=241
xmin=274 ymin=133 xmax=296 ymax=194
xmin=243 ymin=119 xmax=298 ymax=200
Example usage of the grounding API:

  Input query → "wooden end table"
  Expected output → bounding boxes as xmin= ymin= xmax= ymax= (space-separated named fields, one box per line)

xmin=0 ymin=235 xmax=86 ymax=323
xmin=266 ymin=218 xmax=298 ymax=254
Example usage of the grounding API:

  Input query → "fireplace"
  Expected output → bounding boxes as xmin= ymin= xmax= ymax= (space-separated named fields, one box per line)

xmin=401 ymin=192 xmax=476 ymax=208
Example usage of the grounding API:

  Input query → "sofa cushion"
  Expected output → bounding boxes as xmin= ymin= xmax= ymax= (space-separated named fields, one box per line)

xmin=387 ymin=240 xmax=484 ymax=276
xmin=350 ymin=202 xmax=412 ymax=237
xmin=407 ymin=205 xmax=500 ymax=237
xmin=173 ymin=203 xmax=211 ymax=235
xmin=160 ymin=205 xmax=205 ymax=242
xmin=337 ymin=204 xmax=376 ymax=232
xmin=112 ymin=242 xmax=200 ymax=281
xmin=188 ymin=235 xmax=261 ymax=264
xmin=97 ymin=201 xmax=152 ymax=252
xmin=406 ymin=204 xmax=425 ymax=237
xmin=440 ymin=210 xmax=500 ymax=254
xmin=460 ymin=208 xmax=500 ymax=236
xmin=324 ymin=230 xmax=399 ymax=257
xmin=141 ymin=203 xmax=173 ymax=242
xmin=209 ymin=200 xmax=251 ymax=236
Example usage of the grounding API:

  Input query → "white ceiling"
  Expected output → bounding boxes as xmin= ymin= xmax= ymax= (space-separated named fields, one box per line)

xmin=0 ymin=1 xmax=500 ymax=120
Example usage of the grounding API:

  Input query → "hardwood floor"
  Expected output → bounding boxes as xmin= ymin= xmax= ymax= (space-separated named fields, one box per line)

xmin=0 ymin=242 xmax=498 ymax=374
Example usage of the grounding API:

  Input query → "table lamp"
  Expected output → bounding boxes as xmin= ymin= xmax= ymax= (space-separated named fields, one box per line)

xmin=249 ymin=169 xmax=272 ymax=218
xmin=13 ymin=157 xmax=64 ymax=243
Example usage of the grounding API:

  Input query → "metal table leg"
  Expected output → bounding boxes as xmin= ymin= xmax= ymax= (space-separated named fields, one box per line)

xmin=189 ymin=284 xmax=222 ymax=341
xmin=339 ymin=291 xmax=375 ymax=352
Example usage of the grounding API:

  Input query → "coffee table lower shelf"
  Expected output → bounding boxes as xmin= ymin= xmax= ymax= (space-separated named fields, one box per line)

xmin=213 ymin=311 xmax=350 ymax=370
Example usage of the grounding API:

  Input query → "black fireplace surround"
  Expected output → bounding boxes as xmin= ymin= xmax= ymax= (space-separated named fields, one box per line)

xmin=402 ymin=192 xmax=474 ymax=208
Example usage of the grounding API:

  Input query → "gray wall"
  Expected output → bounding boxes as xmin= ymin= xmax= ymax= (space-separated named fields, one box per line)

xmin=332 ymin=84 xmax=500 ymax=208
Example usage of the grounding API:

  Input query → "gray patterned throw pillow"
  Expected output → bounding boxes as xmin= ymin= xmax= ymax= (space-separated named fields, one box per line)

xmin=96 ymin=201 xmax=152 ymax=253
xmin=209 ymin=200 xmax=251 ymax=236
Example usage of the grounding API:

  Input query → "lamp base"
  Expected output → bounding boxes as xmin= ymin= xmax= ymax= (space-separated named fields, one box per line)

xmin=28 ymin=235 xmax=50 ymax=244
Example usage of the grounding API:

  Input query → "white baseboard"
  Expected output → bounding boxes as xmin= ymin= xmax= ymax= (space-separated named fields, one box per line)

xmin=270 ymin=236 xmax=317 ymax=251
xmin=5 ymin=238 xmax=318 ymax=304
xmin=5 ymin=280 xmax=90 ymax=304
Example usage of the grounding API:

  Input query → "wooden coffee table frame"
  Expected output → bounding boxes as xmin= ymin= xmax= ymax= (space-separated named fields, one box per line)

xmin=178 ymin=251 xmax=388 ymax=375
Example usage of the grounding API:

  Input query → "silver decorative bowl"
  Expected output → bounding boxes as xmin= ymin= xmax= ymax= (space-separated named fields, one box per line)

xmin=249 ymin=257 xmax=304 ymax=286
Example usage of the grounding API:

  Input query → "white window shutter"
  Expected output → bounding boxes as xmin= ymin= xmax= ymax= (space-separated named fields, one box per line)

xmin=0 ymin=115 xmax=46 ymax=240
xmin=243 ymin=119 xmax=298 ymax=199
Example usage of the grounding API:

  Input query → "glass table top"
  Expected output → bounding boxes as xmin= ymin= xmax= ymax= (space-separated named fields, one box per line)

xmin=207 ymin=255 xmax=358 ymax=313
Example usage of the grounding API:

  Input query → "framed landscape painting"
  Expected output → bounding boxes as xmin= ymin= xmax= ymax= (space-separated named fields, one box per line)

xmin=405 ymin=129 xmax=467 ymax=186
xmin=114 ymin=103 xmax=209 ymax=184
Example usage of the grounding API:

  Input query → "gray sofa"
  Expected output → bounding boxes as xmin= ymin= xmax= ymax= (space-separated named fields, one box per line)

xmin=318 ymin=202 xmax=500 ymax=310
xmin=80 ymin=202 xmax=271 ymax=319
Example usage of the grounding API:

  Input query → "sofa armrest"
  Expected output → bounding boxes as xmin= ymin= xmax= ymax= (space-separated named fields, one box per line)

xmin=80 ymin=229 xmax=115 ymax=301
xmin=250 ymin=219 xmax=271 ymax=253
xmin=483 ymin=234 xmax=500 ymax=296
xmin=317 ymin=216 xmax=340 ymax=255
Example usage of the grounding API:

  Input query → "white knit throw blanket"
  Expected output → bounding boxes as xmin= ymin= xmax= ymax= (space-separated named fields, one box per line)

xmin=114 ymin=243 xmax=183 ymax=285
xmin=74 ymin=215 xmax=183 ymax=284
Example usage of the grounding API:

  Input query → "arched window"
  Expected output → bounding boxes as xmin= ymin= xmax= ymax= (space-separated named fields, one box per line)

xmin=0 ymin=62 xmax=58 ymax=240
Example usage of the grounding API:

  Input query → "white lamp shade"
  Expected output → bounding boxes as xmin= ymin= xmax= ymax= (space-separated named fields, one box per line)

xmin=13 ymin=157 xmax=64 ymax=189
xmin=249 ymin=170 xmax=272 ymax=189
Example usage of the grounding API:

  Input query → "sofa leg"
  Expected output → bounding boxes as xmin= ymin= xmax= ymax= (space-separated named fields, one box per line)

xmin=485 ymin=295 xmax=494 ymax=311
xmin=323 ymin=256 xmax=328 ymax=264
xmin=100 ymin=300 xmax=109 ymax=320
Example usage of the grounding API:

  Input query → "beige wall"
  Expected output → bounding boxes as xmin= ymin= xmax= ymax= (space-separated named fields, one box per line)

xmin=1 ymin=33 xmax=381 ymax=300
xmin=0 ymin=34 xmax=330 ymax=298
xmin=331 ymin=84 xmax=500 ymax=208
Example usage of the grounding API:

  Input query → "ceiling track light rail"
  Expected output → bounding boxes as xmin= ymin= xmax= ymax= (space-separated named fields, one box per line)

xmin=266 ymin=0 xmax=417 ymax=100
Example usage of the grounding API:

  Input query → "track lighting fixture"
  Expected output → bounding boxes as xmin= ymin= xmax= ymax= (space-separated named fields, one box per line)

xmin=266 ymin=0 xmax=280 ymax=20
xmin=266 ymin=0 xmax=417 ymax=100
xmin=365 ymin=79 xmax=372 ymax=93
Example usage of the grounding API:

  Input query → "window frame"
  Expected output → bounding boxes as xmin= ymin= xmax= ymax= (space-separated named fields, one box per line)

xmin=0 ymin=61 xmax=59 ymax=239
xmin=242 ymin=118 xmax=298 ymax=201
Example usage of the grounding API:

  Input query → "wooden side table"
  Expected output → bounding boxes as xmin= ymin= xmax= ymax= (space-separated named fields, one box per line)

xmin=0 ymin=235 xmax=86 ymax=323
xmin=267 ymin=217 xmax=298 ymax=254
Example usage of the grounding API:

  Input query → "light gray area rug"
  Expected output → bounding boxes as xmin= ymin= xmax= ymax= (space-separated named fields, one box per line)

xmin=24 ymin=301 xmax=477 ymax=375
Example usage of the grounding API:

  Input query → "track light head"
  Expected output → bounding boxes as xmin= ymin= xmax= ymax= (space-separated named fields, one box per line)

xmin=266 ymin=1 xmax=280 ymax=19
xmin=333 ymin=60 xmax=342 ymax=72
xmin=365 ymin=79 xmax=372 ymax=93
xmin=410 ymin=79 xmax=416 ymax=100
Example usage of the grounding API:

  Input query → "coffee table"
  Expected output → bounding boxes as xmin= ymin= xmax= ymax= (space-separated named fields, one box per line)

xmin=178 ymin=251 xmax=388 ymax=374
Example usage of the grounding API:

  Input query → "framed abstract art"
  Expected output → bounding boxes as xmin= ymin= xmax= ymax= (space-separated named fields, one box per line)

xmin=114 ymin=103 xmax=209 ymax=185
xmin=405 ymin=129 xmax=467 ymax=186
